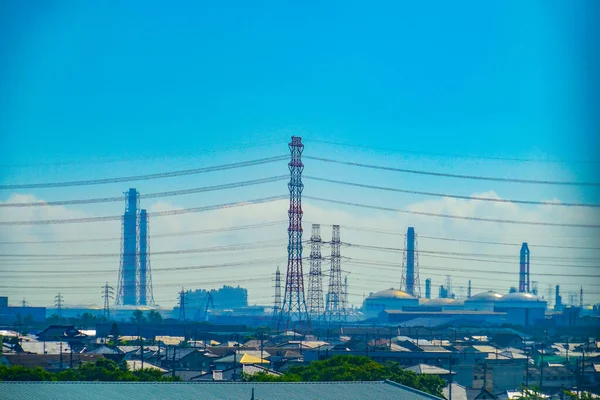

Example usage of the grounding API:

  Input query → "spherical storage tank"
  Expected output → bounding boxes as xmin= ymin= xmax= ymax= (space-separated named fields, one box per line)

xmin=362 ymin=288 xmax=419 ymax=315
xmin=494 ymin=292 xmax=547 ymax=327
xmin=464 ymin=291 xmax=503 ymax=311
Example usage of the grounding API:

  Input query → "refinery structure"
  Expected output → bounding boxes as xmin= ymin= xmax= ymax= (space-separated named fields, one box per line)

xmin=2 ymin=136 xmax=594 ymax=330
xmin=115 ymin=188 xmax=154 ymax=307
xmin=1 ymin=136 xmax=597 ymax=399
xmin=96 ymin=136 xmax=576 ymax=330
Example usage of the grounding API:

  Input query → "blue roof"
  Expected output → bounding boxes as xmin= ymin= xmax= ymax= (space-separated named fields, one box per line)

xmin=0 ymin=381 xmax=442 ymax=400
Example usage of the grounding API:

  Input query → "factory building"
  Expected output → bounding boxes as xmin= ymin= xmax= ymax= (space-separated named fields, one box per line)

xmin=0 ymin=297 xmax=46 ymax=324
xmin=493 ymin=292 xmax=547 ymax=326
xmin=362 ymin=289 xmax=419 ymax=316
xmin=464 ymin=291 xmax=503 ymax=311
xmin=417 ymin=298 xmax=465 ymax=311
xmin=371 ymin=290 xmax=548 ymax=327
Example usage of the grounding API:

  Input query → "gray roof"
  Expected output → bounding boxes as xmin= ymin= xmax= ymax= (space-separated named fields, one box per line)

xmin=0 ymin=381 xmax=442 ymax=400
xmin=406 ymin=364 xmax=454 ymax=375
xmin=443 ymin=383 xmax=468 ymax=400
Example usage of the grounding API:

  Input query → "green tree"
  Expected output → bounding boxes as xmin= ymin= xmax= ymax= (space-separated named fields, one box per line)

xmin=46 ymin=313 xmax=65 ymax=325
xmin=0 ymin=365 xmax=56 ymax=381
xmin=79 ymin=312 xmax=97 ymax=329
xmin=244 ymin=355 xmax=444 ymax=397
xmin=109 ymin=322 xmax=120 ymax=343
xmin=563 ymin=391 xmax=596 ymax=400
xmin=147 ymin=310 xmax=163 ymax=325
xmin=0 ymin=359 xmax=181 ymax=382
xmin=131 ymin=310 xmax=147 ymax=325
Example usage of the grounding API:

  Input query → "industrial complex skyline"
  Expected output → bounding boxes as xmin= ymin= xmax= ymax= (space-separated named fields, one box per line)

xmin=0 ymin=136 xmax=598 ymax=310
xmin=1 ymin=2 xmax=598 ymax=309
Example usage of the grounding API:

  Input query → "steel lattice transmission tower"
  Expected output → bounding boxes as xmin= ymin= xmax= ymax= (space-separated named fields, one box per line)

xmin=271 ymin=266 xmax=282 ymax=326
xmin=326 ymin=225 xmax=346 ymax=322
xmin=306 ymin=224 xmax=324 ymax=320
xmin=278 ymin=136 xmax=310 ymax=330
xmin=102 ymin=282 xmax=114 ymax=320
xmin=400 ymin=227 xmax=421 ymax=297
xmin=138 ymin=209 xmax=154 ymax=306
xmin=54 ymin=293 xmax=64 ymax=318
xmin=178 ymin=288 xmax=187 ymax=321
xmin=116 ymin=188 xmax=140 ymax=306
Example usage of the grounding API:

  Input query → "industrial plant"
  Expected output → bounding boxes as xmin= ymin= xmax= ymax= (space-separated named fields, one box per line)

xmin=2 ymin=137 xmax=598 ymax=399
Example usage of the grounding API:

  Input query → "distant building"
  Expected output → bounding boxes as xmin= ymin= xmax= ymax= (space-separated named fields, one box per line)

xmin=185 ymin=285 xmax=248 ymax=311
xmin=493 ymin=293 xmax=547 ymax=327
xmin=0 ymin=297 xmax=46 ymax=324
xmin=464 ymin=291 xmax=503 ymax=312
xmin=361 ymin=289 xmax=419 ymax=317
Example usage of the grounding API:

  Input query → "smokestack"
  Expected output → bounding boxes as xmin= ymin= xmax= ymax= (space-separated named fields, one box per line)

xmin=580 ymin=287 xmax=583 ymax=308
xmin=425 ymin=279 xmax=431 ymax=299
xmin=519 ymin=243 xmax=530 ymax=293
xmin=467 ymin=280 xmax=472 ymax=298
xmin=116 ymin=188 xmax=139 ymax=306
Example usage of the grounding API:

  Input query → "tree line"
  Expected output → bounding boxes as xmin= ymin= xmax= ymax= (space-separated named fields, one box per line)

xmin=0 ymin=358 xmax=179 ymax=382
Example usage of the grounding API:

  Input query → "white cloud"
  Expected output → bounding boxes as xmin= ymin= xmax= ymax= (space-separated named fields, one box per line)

xmin=0 ymin=191 xmax=599 ymax=309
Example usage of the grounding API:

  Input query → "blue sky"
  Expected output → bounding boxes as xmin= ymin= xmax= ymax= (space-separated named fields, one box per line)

xmin=0 ymin=1 xmax=598 ymax=308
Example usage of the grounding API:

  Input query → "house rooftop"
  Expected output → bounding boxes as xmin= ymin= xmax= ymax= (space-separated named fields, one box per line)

xmin=406 ymin=364 xmax=455 ymax=375
xmin=0 ymin=381 xmax=443 ymax=400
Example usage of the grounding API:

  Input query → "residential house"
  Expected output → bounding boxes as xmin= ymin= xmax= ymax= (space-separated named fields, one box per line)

xmin=0 ymin=354 xmax=103 ymax=372
xmin=406 ymin=364 xmax=456 ymax=382
xmin=160 ymin=348 xmax=218 ymax=371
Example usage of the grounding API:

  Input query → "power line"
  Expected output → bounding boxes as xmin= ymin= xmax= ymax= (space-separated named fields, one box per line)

xmin=0 ymin=155 xmax=287 ymax=189
xmin=417 ymin=234 xmax=600 ymax=251
xmin=0 ymin=195 xmax=287 ymax=225
xmin=304 ymin=176 xmax=600 ymax=208
xmin=304 ymin=156 xmax=600 ymax=186
xmin=304 ymin=196 xmax=600 ymax=228
xmin=0 ymin=273 xmax=280 ymax=290
xmin=340 ymin=242 xmax=600 ymax=262
xmin=334 ymin=224 xmax=600 ymax=249
xmin=305 ymin=139 xmax=598 ymax=164
xmin=344 ymin=258 xmax=600 ymax=279
xmin=0 ymin=220 xmax=287 ymax=245
xmin=0 ymin=239 xmax=287 ymax=259
xmin=0 ymin=176 xmax=287 ymax=207
xmin=0 ymin=256 xmax=290 ymax=275
xmin=0 ymin=139 xmax=286 ymax=169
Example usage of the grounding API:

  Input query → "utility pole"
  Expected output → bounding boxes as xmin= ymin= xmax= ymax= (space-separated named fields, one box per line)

xmin=171 ymin=345 xmax=176 ymax=378
xmin=59 ymin=342 xmax=63 ymax=370
xmin=260 ymin=332 xmax=265 ymax=364
xmin=70 ymin=344 xmax=73 ymax=369
xmin=102 ymin=282 xmax=114 ymax=321
xmin=140 ymin=333 xmax=144 ymax=370
xmin=540 ymin=330 xmax=547 ymax=389
xmin=448 ymin=354 xmax=453 ymax=400
xmin=525 ymin=350 xmax=530 ymax=387
xmin=232 ymin=345 xmax=239 ymax=381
